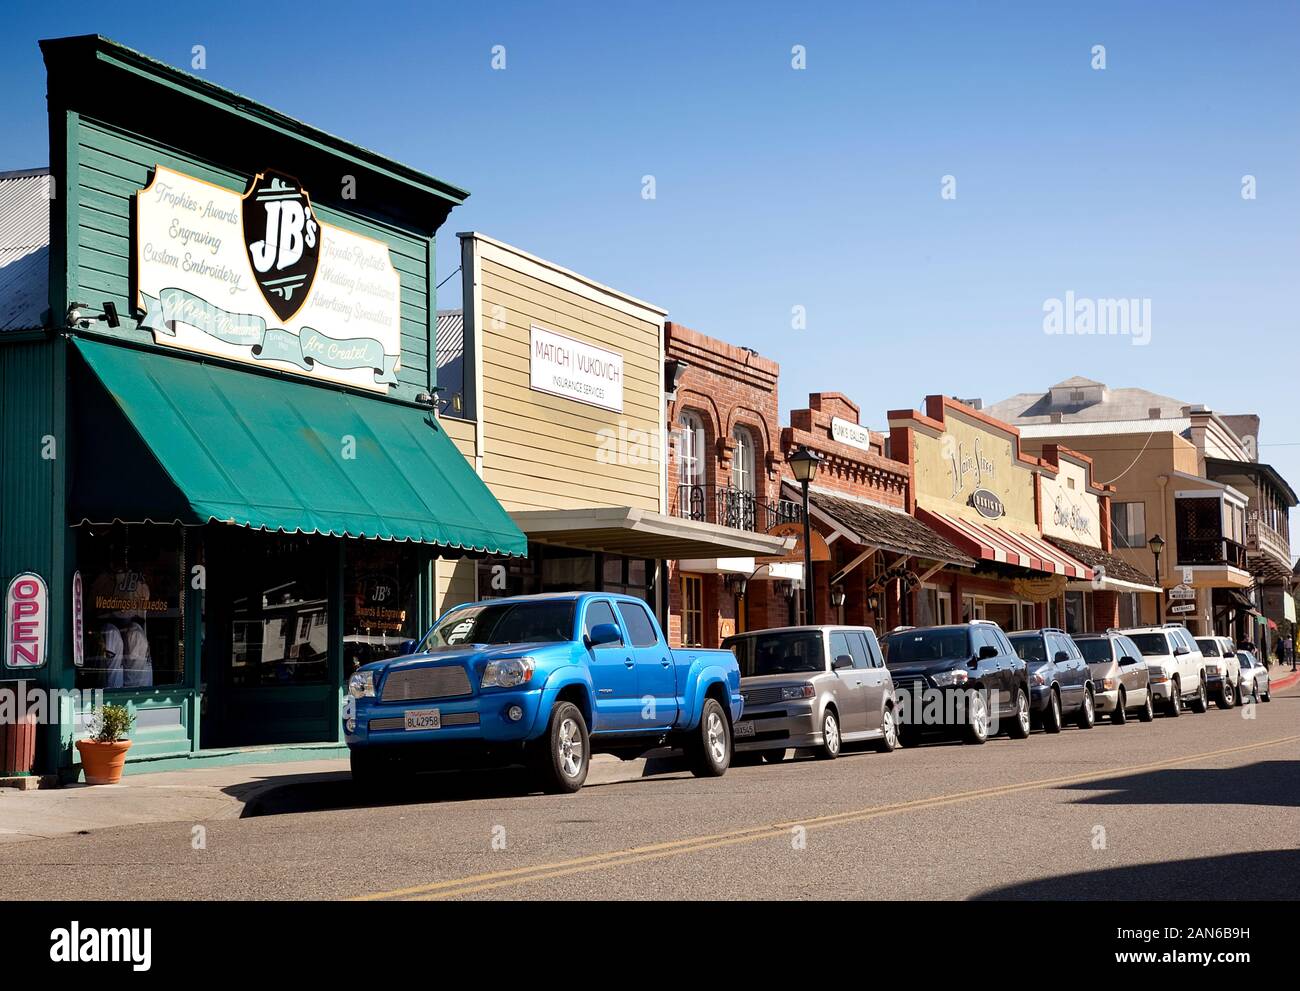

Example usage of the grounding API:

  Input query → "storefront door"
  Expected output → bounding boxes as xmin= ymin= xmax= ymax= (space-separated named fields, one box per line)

xmin=200 ymin=532 xmax=341 ymax=749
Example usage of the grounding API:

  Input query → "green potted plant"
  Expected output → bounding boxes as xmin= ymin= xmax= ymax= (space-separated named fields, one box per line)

xmin=76 ymin=703 xmax=135 ymax=785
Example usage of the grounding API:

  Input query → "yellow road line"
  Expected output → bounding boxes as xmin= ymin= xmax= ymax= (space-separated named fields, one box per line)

xmin=353 ymin=733 xmax=1300 ymax=901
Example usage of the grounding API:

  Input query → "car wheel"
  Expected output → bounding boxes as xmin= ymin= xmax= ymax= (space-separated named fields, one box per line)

xmin=1076 ymin=687 xmax=1096 ymax=729
xmin=1261 ymin=684 xmax=1271 ymax=702
xmin=532 ymin=702 xmax=590 ymax=793
xmin=817 ymin=709 xmax=842 ymax=759
xmin=875 ymin=705 xmax=898 ymax=753
xmin=963 ymin=689 xmax=989 ymax=745
xmin=1166 ymin=677 xmax=1182 ymax=716
xmin=761 ymin=748 xmax=789 ymax=763
xmin=687 ymin=698 xmax=732 ymax=777
xmin=1008 ymin=687 xmax=1031 ymax=739
xmin=1190 ymin=677 xmax=1209 ymax=714
xmin=1042 ymin=688 xmax=1063 ymax=733
xmin=1138 ymin=686 xmax=1155 ymax=722
xmin=1112 ymin=687 xmax=1128 ymax=725
xmin=1217 ymin=679 xmax=1235 ymax=709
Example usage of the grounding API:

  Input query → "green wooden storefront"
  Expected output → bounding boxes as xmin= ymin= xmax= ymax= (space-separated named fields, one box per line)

xmin=0 ymin=35 xmax=525 ymax=779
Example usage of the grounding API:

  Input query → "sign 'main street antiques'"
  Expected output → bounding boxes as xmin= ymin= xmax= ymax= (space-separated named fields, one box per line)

xmin=135 ymin=166 xmax=402 ymax=393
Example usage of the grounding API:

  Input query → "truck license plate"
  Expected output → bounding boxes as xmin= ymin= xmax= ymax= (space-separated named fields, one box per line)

xmin=404 ymin=708 xmax=441 ymax=731
xmin=733 ymin=720 xmax=755 ymax=738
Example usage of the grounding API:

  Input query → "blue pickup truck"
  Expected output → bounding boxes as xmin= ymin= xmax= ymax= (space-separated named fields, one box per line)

xmin=344 ymin=592 xmax=743 ymax=793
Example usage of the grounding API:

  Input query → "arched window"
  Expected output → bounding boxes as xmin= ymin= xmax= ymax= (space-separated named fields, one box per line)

xmin=678 ymin=411 xmax=705 ymax=485
xmin=732 ymin=426 xmax=756 ymax=496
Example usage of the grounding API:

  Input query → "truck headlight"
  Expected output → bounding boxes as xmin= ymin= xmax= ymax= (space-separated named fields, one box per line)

xmin=348 ymin=670 xmax=376 ymax=699
xmin=781 ymin=684 xmax=816 ymax=700
xmin=933 ymin=669 xmax=970 ymax=687
xmin=1205 ymin=663 xmax=1220 ymax=674
xmin=481 ymin=657 xmax=535 ymax=689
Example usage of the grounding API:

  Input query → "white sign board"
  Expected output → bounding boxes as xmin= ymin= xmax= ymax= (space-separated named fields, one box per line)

xmin=1169 ymin=603 xmax=1196 ymax=615
xmin=135 ymin=165 xmax=402 ymax=393
xmin=830 ymin=417 xmax=873 ymax=453
xmin=1168 ymin=584 xmax=1196 ymax=601
xmin=529 ymin=324 xmax=624 ymax=412
xmin=5 ymin=572 xmax=48 ymax=669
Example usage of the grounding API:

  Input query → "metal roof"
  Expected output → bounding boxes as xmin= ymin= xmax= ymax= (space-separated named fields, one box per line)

xmin=435 ymin=309 xmax=464 ymax=368
xmin=0 ymin=168 xmax=50 ymax=332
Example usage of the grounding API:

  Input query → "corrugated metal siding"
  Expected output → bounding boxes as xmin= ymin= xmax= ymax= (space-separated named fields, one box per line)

xmin=0 ymin=170 xmax=52 ymax=331
xmin=69 ymin=118 xmax=433 ymax=395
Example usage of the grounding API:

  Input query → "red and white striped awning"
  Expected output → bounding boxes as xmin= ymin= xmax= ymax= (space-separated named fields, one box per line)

xmin=918 ymin=509 xmax=1094 ymax=580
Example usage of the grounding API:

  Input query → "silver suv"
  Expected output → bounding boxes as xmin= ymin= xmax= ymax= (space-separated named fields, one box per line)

xmin=723 ymin=626 xmax=898 ymax=761
xmin=1196 ymin=636 xmax=1242 ymax=708
xmin=1121 ymin=624 xmax=1209 ymax=716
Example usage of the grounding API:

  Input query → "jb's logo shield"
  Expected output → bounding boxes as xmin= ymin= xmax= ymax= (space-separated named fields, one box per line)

xmin=243 ymin=170 xmax=320 ymax=321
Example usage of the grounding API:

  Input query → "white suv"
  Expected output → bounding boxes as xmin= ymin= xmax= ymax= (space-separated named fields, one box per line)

xmin=1195 ymin=635 xmax=1242 ymax=709
xmin=1122 ymin=625 xmax=1209 ymax=716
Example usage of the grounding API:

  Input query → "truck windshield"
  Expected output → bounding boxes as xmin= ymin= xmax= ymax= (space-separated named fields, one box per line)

xmin=882 ymin=628 xmax=971 ymax=665
xmin=422 ymin=601 xmax=576 ymax=649
xmin=726 ymin=631 xmax=824 ymax=676
xmin=1008 ymin=634 xmax=1047 ymax=663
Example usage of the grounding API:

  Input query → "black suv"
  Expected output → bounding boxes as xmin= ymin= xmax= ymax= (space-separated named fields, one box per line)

xmin=1007 ymin=628 xmax=1095 ymax=732
xmin=881 ymin=621 xmax=1030 ymax=745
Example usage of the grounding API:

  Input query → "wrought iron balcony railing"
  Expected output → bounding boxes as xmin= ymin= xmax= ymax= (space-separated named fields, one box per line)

xmin=672 ymin=483 xmax=802 ymax=534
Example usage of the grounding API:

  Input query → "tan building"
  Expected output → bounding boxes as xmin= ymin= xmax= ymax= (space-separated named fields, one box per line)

xmin=986 ymin=378 xmax=1293 ymax=641
xmin=433 ymin=233 xmax=788 ymax=621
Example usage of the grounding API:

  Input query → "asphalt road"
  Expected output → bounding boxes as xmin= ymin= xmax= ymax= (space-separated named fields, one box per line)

xmin=2 ymin=686 xmax=1297 ymax=900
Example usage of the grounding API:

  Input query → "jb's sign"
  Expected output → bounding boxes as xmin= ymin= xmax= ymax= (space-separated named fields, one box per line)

xmin=135 ymin=165 xmax=402 ymax=393
xmin=5 ymin=573 xmax=48 ymax=669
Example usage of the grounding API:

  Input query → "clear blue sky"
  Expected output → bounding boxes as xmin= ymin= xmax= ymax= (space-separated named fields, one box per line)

xmin=4 ymin=1 xmax=1298 ymax=552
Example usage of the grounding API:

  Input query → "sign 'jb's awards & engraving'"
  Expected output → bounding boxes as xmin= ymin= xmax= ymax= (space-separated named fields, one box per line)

xmin=135 ymin=165 xmax=402 ymax=393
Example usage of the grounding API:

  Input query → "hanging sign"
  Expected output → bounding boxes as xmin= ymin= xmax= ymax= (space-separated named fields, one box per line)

xmin=1169 ymin=603 xmax=1196 ymax=615
xmin=72 ymin=571 xmax=84 ymax=668
xmin=1012 ymin=574 xmax=1067 ymax=603
xmin=1168 ymin=584 xmax=1195 ymax=601
xmin=756 ymin=522 xmax=831 ymax=564
xmin=5 ymin=572 xmax=48 ymax=669
xmin=135 ymin=165 xmax=402 ymax=393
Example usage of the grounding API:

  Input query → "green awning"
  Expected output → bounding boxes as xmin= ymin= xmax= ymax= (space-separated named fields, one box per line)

xmin=70 ymin=337 xmax=526 ymax=556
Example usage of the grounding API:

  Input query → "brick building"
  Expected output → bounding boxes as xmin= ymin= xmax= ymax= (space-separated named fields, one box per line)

xmin=779 ymin=393 xmax=973 ymax=631
xmin=663 ymin=323 xmax=798 ymax=647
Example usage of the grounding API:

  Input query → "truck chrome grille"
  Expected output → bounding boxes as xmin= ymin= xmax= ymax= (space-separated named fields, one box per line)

xmin=382 ymin=665 xmax=472 ymax=702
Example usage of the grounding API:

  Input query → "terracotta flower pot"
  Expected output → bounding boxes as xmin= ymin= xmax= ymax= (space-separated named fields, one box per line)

xmin=76 ymin=739 xmax=132 ymax=785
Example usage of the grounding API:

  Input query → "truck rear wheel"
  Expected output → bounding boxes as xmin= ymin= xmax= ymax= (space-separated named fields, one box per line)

xmin=687 ymin=698 xmax=731 ymax=777
xmin=532 ymin=702 xmax=590 ymax=794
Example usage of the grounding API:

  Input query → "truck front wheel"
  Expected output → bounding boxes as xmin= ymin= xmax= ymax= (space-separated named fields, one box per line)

xmin=687 ymin=698 xmax=732 ymax=777
xmin=532 ymin=702 xmax=590 ymax=794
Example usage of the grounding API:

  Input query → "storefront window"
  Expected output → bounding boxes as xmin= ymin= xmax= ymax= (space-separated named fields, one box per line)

xmin=77 ymin=525 xmax=185 ymax=690
xmin=229 ymin=536 xmax=330 ymax=687
xmin=1065 ymin=590 xmax=1088 ymax=633
xmin=344 ymin=543 xmax=423 ymax=675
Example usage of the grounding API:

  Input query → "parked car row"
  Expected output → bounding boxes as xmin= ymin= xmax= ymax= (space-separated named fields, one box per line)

xmin=342 ymin=593 xmax=1275 ymax=794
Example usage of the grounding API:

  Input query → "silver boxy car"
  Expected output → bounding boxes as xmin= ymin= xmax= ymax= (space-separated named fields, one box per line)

xmin=1072 ymin=631 xmax=1154 ymax=724
xmin=722 ymin=626 xmax=898 ymax=761
xmin=1237 ymin=650 xmax=1272 ymax=703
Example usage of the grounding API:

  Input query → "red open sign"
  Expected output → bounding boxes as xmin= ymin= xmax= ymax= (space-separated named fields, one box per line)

xmin=5 ymin=572 xmax=48 ymax=669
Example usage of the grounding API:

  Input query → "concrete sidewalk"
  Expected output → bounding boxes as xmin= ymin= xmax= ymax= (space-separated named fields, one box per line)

xmin=0 ymin=754 xmax=656 ymax=845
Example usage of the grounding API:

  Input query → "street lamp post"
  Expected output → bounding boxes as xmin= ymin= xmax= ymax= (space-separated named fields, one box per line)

xmin=1148 ymin=533 xmax=1166 ymax=624
xmin=787 ymin=446 xmax=823 ymax=626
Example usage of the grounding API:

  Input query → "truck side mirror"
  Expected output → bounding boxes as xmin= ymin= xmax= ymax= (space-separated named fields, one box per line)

xmin=978 ymin=645 xmax=999 ymax=660
xmin=1054 ymin=651 xmax=1070 ymax=664
xmin=832 ymin=654 xmax=854 ymax=671
xmin=399 ymin=639 xmax=418 ymax=656
xmin=585 ymin=623 xmax=622 ymax=648
xmin=1119 ymin=655 xmax=1137 ymax=667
